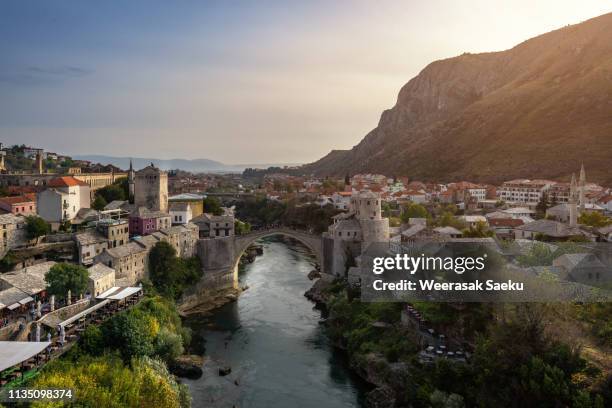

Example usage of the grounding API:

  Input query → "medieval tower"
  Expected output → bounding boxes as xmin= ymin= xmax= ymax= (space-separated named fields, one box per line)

xmin=134 ymin=163 xmax=168 ymax=212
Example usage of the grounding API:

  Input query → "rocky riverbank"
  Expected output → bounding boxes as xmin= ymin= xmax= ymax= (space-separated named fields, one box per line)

xmin=304 ymin=277 xmax=415 ymax=408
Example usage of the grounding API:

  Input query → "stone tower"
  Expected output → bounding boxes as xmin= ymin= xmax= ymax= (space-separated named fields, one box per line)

xmin=579 ymin=163 xmax=586 ymax=213
xmin=134 ymin=163 xmax=168 ymax=212
xmin=569 ymin=173 xmax=578 ymax=228
xmin=351 ymin=191 xmax=389 ymax=251
xmin=128 ymin=159 xmax=135 ymax=203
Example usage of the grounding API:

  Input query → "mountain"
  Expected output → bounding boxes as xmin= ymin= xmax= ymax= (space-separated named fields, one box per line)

xmin=74 ymin=155 xmax=299 ymax=173
xmin=303 ymin=12 xmax=612 ymax=185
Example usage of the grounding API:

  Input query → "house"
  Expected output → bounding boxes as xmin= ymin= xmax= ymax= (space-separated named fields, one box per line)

xmin=87 ymin=263 xmax=116 ymax=297
xmin=94 ymin=242 xmax=147 ymax=285
xmin=459 ymin=215 xmax=488 ymax=228
xmin=596 ymin=195 xmax=612 ymax=213
xmin=129 ymin=207 xmax=171 ymax=236
xmin=514 ymin=220 xmax=589 ymax=241
xmin=433 ymin=226 xmax=463 ymax=239
xmin=169 ymin=202 xmax=193 ymax=225
xmin=552 ymin=253 xmax=610 ymax=285
xmin=331 ymin=192 xmax=352 ymax=210
xmin=168 ymin=193 xmax=204 ymax=218
xmin=192 ymin=213 xmax=235 ymax=238
xmin=0 ymin=195 xmax=36 ymax=216
xmin=488 ymin=218 xmax=524 ymax=239
xmin=36 ymin=176 xmax=91 ymax=228
xmin=75 ymin=230 xmax=108 ymax=265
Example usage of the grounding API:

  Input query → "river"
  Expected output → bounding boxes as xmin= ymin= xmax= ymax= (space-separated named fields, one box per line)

xmin=183 ymin=237 xmax=368 ymax=408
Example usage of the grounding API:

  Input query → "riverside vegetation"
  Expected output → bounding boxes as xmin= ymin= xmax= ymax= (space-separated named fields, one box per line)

xmin=20 ymin=241 xmax=203 ymax=408
xmin=312 ymin=279 xmax=611 ymax=408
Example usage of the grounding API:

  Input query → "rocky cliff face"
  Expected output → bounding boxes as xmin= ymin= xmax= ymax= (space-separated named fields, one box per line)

xmin=304 ymin=12 xmax=612 ymax=184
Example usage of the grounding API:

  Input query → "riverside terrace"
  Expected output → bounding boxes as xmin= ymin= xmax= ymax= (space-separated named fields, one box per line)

xmin=0 ymin=286 xmax=143 ymax=389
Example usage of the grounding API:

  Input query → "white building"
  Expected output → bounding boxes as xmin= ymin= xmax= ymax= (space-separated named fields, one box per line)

xmin=37 ymin=176 xmax=91 ymax=228
xmin=331 ymin=192 xmax=352 ymax=210
xmin=497 ymin=179 xmax=554 ymax=205
xmin=169 ymin=202 xmax=193 ymax=225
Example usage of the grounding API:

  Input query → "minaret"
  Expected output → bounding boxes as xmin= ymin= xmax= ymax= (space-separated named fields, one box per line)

xmin=569 ymin=173 xmax=578 ymax=228
xmin=35 ymin=150 xmax=43 ymax=174
xmin=128 ymin=159 xmax=135 ymax=203
xmin=579 ymin=163 xmax=586 ymax=213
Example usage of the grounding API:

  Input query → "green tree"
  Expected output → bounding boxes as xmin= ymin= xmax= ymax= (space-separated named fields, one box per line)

xmin=154 ymin=328 xmax=184 ymax=363
xmin=25 ymin=215 xmax=50 ymax=239
xmin=45 ymin=263 xmax=89 ymax=299
xmin=102 ymin=311 xmax=155 ymax=361
xmin=203 ymin=196 xmax=223 ymax=216
xmin=536 ymin=192 xmax=551 ymax=218
xmin=80 ymin=325 xmax=104 ymax=355
xmin=400 ymin=202 xmax=429 ymax=223
xmin=578 ymin=211 xmax=612 ymax=228
xmin=95 ymin=183 xmax=126 ymax=203
xmin=91 ymin=195 xmax=107 ymax=210
xmin=149 ymin=242 xmax=182 ymax=298
xmin=234 ymin=219 xmax=252 ymax=235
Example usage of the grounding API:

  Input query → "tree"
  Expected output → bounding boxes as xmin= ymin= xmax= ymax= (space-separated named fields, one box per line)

xmin=45 ymin=263 xmax=89 ymax=299
xmin=462 ymin=221 xmax=494 ymax=238
xmin=234 ymin=219 xmax=251 ymax=235
xmin=103 ymin=311 xmax=155 ymax=361
xmin=149 ymin=242 xmax=181 ymax=297
xmin=400 ymin=203 xmax=429 ymax=223
xmin=92 ymin=195 xmax=107 ymax=210
xmin=578 ymin=211 xmax=612 ymax=228
xmin=95 ymin=183 xmax=125 ymax=203
xmin=203 ymin=196 xmax=223 ymax=216
xmin=25 ymin=215 xmax=50 ymax=239
xmin=536 ymin=192 xmax=551 ymax=219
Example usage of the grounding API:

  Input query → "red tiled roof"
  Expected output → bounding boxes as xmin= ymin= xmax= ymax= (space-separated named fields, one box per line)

xmin=489 ymin=218 xmax=524 ymax=228
xmin=0 ymin=195 xmax=36 ymax=205
xmin=48 ymin=176 xmax=89 ymax=188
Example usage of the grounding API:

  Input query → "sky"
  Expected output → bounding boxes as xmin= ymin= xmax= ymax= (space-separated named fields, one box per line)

xmin=0 ymin=1 xmax=610 ymax=164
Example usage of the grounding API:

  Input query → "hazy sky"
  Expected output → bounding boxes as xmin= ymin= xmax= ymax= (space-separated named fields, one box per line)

xmin=0 ymin=1 xmax=609 ymax=164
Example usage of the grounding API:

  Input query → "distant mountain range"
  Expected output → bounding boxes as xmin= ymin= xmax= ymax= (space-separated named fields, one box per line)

xmin=73 ymin=155 xmax=299 ymax=173
xmin=303 ymin=12 xmax=612 ymax=185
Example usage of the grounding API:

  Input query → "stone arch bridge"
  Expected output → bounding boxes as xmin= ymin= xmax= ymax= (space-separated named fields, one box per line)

xmin=196 ymin=228 xmax=323 ymax=291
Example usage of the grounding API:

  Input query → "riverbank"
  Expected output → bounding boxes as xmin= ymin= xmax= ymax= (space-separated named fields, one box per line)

xmin=305 ymin=277 xmax=612 ymax=408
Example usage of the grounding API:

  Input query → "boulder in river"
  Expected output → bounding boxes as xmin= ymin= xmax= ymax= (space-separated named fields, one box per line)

xmin=169 ymin=355 xmax=204 ymax=379
xmin=307 ymin=269 xmax=321 ymax=280
xmin=219 ymin=365 xmax=232 ymax=376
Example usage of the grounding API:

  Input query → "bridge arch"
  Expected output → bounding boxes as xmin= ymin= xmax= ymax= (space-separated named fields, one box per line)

xmin=232 ymin=228 xmax=323 ymax=284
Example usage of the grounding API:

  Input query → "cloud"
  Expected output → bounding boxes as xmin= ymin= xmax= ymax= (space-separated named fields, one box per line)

xmin=0 ymin=65 xmax=93 ymax=85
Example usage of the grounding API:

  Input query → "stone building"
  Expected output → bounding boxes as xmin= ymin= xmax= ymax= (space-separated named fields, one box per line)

xmin=134 ymin=164 xmax=168 ymax=213
xmin=191 ymin=213 xmax=235 ymax=238
xmin=94 ymin=242 xmax=147 ymax=285
xmin=87 ymin=263 xmax=116 ymax=297
xmin=324 ymin=191 xmax=390 ymax=276
xmin=0 ymin=214 xmax=27 ymax=257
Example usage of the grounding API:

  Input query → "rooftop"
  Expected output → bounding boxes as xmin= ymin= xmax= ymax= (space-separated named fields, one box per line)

xmin=87 ymin=263 xmax=115 ymax=280
xmin=48 ymin=176 xmax=89 ymax=188
xmin=0 ymin=261 xmax=56 ymax=295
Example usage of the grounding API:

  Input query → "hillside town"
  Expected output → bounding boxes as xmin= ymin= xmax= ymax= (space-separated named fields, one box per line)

xmin=0 ymin=143 xmax=610 ymax=402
